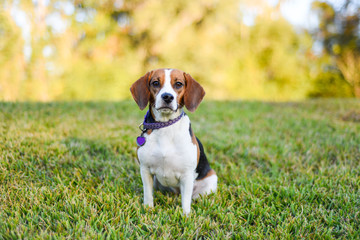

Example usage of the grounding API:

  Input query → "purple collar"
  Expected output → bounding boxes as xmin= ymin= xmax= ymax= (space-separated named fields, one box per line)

xmin=140 ymin=110 xmax=185 ymax=130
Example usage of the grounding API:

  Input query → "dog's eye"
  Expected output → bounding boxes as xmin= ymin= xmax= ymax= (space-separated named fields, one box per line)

xmin=152 ymin=81 xmax=160 ymax=87
xmin=174 ymin=82 xmax=183 ymax=89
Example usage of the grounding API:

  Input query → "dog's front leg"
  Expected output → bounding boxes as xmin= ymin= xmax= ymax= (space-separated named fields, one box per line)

xmin=180 ymin=174 xmax=195 ymax=215
xmin=140 ymin=166 xmax=154 ymax=207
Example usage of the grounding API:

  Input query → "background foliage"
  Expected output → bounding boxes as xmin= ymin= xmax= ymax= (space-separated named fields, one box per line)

xmin=0 ymin=0 xmax=359 ymax=101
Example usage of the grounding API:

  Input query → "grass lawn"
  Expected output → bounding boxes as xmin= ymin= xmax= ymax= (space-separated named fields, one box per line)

xmin=0 ymin=99 xmax=359 ymax=239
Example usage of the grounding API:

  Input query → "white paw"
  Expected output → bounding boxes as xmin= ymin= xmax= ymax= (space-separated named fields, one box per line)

xmin=144 ymin=202 xmax=154 ymax=208
xmin=183 ymin=207 xmax=191 ymax=215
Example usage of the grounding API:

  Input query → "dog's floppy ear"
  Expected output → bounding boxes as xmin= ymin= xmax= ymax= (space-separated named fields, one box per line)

xmin=183 ymin=73 xmax=205 ymax=112
xmin=130 ymin=71 xmax=153 ymax=110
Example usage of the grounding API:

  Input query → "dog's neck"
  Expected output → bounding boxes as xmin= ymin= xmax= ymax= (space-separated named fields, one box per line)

xmin=150 ymin=106 xmax=183 ymax=122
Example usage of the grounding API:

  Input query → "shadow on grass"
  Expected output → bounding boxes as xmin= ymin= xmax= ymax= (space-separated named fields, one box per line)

xmin=46 ymin=137 xmax=143 ymax=194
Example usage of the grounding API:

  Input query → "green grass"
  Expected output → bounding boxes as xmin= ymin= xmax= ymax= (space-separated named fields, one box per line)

xmin=0 ymin=99 xmax=359 ymax=239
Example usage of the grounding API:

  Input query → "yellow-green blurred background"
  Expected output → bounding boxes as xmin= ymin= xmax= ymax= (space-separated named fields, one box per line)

xmin=1 ymin=0 xmax=359 ymax=101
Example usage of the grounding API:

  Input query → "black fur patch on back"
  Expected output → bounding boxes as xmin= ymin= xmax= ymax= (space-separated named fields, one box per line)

xmin=195 ymin=137 xmax=212 ymax=180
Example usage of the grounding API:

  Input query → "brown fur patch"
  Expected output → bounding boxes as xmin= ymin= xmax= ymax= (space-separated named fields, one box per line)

xmin=148 ymin=69 xmax=165 ymax=106
xmin=170 ymin=69 xmax=186 ymax=107
xmin=130 ymin=71 xmax=153 ymax=110
xmin=135 ymin=148 xmax=140 ymax=164
xmin=189 ymin=127 xmax=200 ymax=165
xmin=204 ymin=169 xmax=216 ymax=178
xmin=183 ymin=73 xmax=205 ymax=112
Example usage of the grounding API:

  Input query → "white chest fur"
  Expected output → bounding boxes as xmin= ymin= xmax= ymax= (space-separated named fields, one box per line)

xmin=137 ymin=115 xmax=197 ymax=187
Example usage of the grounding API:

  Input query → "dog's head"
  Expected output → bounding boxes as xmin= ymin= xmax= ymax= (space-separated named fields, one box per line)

xmin=130 ymin=69 xmax=205 ymax=114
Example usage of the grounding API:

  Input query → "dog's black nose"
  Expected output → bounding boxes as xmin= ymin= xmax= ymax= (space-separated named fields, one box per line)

xmin=161 ymin=93 xmax=174 ymax=104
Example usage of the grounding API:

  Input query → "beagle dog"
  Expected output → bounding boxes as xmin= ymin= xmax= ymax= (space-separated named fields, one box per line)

xmin=130 ymin=68 xmax=217 ymax=214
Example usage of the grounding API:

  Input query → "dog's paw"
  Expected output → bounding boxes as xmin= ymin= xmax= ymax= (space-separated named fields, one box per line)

xmin=182 ymin=207 xmax=191 ymax=215
xmin=144 ymin=202 xmax=154 ymax=208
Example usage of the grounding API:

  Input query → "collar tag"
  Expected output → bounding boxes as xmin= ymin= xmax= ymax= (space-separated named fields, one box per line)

xmin=136 ymin=136 xmax=146 ymax=146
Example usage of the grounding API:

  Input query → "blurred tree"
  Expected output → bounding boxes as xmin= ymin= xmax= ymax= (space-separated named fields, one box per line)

xmin=53 ymin=0 xmax=142 ymax=100
xmin=0 ymin=0 xmax=324 ymax=101
xmin=223 ymin=0 xmax=314 ymax=100
xmin=0 ymin=3 xmax=25 ymax=101
xmin=128 ymin=0 xmax=313 ymax=100
xmin=3 ymin=0 xmax=58 ymax=101
xmin=226 ymin=16 xmax=313 ymax=100
xmin=312 ymin=0 xmax=360 ymax=98
xmin=129 ymin=0 xmax=241 ymax=98
xmin=26 ymin=0 xmax=50 ymax=101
